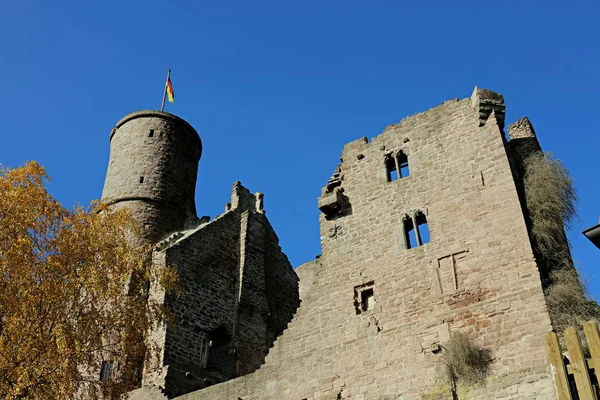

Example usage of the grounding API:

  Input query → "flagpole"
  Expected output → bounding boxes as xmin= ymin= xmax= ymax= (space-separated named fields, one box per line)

xmin=161 ymin=69 xmax=171 ymax=112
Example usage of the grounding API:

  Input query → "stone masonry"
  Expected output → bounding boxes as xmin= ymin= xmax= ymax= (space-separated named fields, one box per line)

xmin=113 ymin=88 xmax=561 ymax=399
xmin=102 ymin=110 xmax=202 ymax=245
xmin=142 ymin=183 xmax=300 ymax=397
xmin=102 ymin=111 xmax=299 ymax=398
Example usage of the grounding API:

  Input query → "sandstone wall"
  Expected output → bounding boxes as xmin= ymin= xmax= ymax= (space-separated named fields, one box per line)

xmin=177 ymin=89 xmax=556 ymax=399
xmin=145 ymin=183 xmax=299 ymax=397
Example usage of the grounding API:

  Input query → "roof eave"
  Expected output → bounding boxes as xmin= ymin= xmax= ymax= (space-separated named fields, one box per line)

xmin=583 ymin=223 xmax=600 ymax=249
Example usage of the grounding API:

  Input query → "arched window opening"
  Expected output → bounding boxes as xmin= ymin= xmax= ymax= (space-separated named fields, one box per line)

xmin=415 ymin=212 xmax=430 ymax=245
xmin=385 ymin=151 xmax=410 ymax=182
xmin=403 ymin=212 xmax=430 ymax=249
xmin=385 ymin=155 xmax=398 ymax=182
xmin=206 ymin=325 xmax=232 ymax=373
xmin=398 ymin=152 xmax=410 ymax=178
xmin=209 ymin=325 xmax=230 ymax=347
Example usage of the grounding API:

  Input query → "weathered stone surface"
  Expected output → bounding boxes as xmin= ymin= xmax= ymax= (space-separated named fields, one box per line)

xmin=318 ymin=187 xmax=348 ymax=218
xmin=114 ymin=88 xmax=561 ymax=399
xmin=141 ymin=182 xmax=300 ymax=398
xmin=101 ymin=110 xmax=202 ymax=245
xmin=127 ymin=386 xmax=169 ymax=400
xmin=171 ymin=89 xmax=556 ymax=399
xmin=471 ymin=86 xmax=506 ymax=130
xmin=102 ymin=111 xmax=299 ymax=398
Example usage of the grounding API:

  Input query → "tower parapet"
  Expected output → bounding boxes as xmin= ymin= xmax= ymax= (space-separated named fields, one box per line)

xmin=102 ymin=110 xmax=202 ymax=245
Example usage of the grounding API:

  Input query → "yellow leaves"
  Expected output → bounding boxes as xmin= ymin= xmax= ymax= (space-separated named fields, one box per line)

xmin=158 ymin=264 xmax=181 ymax=297
xmin=0 ymin=162 xmax=161 ymax=399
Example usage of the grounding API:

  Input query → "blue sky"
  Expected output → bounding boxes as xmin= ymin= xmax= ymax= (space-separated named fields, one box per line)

xmin=1 ymin=0 xmax=599 ymax=298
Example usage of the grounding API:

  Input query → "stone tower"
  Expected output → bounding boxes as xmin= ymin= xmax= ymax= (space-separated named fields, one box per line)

xmin=102 ymin=110 xmax=202 ymax=245
xmin=101 ymin=111 xmax=301 ymax=398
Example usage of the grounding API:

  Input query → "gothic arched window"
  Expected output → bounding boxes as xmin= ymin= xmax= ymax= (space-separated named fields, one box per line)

xmin=403 ymin=211 xmax=430 ymax=249
xmin=386 ymin=151 xmax=410 ymax=182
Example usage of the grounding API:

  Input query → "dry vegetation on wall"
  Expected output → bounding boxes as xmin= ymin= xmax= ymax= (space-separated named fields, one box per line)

xmin=441 ymin=332 xmax=492 ymax=398
xmin=523 ymin=153 xmax=600 ymax=333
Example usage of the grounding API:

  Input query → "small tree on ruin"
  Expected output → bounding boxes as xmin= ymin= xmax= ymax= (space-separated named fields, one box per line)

xmin=0 ymin=162 xmax=175 ymax=399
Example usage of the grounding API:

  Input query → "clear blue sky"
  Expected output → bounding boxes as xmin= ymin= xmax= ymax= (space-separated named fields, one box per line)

xmin=1 ymin=1 xmax=599 ymax=298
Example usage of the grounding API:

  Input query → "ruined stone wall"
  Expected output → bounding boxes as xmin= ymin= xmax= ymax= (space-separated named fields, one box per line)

xmin=263 ymin=221 xmax=302 ymax=346
xmin=230 ymin=186 xmax=300 ymax=378
xmin=234 ymin=209 xmax=270 ymax=377
xmin=142 ymin=183 xmax=299 ymax=398
xmin=505 ymin=118 xmax=546 ymax=281
xmin=505 ymin=117 xmax=543 ymax=212
xmin=162 ymin=211 xmax=240 ymax=396
xmin=100 ymin=110 xmax=204 ymax=396
xmin=178 ymin=89 xmax=555 ymax=399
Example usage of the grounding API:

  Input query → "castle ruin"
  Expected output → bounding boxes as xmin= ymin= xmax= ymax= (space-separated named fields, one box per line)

xmin=102 ymin=87 xmax=563 ymax=399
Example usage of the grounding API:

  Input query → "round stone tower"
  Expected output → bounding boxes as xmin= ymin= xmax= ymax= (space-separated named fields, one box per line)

xmin=101 ymin=110 xmax=202 ymax=245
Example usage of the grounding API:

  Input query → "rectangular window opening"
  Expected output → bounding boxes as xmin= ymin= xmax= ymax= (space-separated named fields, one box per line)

xmin=100 ymin=361 xmax=115 ymax=381
xmin=361 ymin=288 xmax=374 ymax=312
xmin=148 ymin=129 xmax=155 ymax=137
xmin=354 ymin=282 xmax=375 ymax=314
xmin=139 ymin=176 xmax=144 ymax=183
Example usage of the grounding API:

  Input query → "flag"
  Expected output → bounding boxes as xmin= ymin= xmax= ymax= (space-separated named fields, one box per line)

xmin=166 ymin=76 xmax=174 ymax=103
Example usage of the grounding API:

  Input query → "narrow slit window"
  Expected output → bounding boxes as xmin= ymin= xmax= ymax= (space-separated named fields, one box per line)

xmin=100 ymin=361 xmax=115 ymax=381
xmin=404 ymin=217 xmax=416 ymax=249
xmin=354 ymin=282 xmax=375 ymax=314
xmin=139 ymin=176 xmax=144 ymax=183
xmin=385 ymin=155 xmax=398 ymax=182
xmin=199 ymin=335 xmax=210 ymax=368
xmin=416 ymin=213 xmax=430 ymax=245
xmin=398 ymin=152 xmax=410 ymax=178
xmin=148 ymin=129 xmax=155 ymax=137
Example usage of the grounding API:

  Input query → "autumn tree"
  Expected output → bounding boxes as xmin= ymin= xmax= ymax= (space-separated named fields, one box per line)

xmin=0 ymin=162 xmax=173 ymax=399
